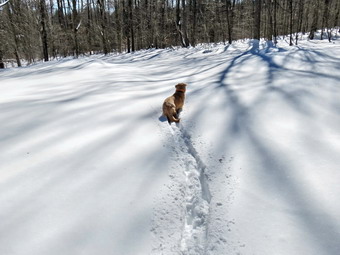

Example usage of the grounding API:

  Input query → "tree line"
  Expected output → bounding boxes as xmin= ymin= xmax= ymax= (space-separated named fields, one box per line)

xmin=0 ymin=0 xmax=339 ymax=68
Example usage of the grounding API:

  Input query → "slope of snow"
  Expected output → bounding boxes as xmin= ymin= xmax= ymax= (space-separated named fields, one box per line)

xmin=1 ymin=34 xmax=340 ymax=255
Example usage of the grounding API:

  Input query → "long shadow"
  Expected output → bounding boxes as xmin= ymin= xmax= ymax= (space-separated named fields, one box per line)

xmin=213 ymin=39 xmax=340 ymax=254
xmin=0 ymin=80 xmax=171 ymax=254
xmin=245 ymin=124 xmax=340 ymax=254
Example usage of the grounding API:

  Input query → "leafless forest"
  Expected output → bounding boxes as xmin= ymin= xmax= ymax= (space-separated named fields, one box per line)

xmin=0 ymin=0 xmax=339 ymax=68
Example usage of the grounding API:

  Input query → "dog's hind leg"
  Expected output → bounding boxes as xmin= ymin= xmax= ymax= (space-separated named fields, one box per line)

xmin=167 ymin=114 xmax=180 ymax=123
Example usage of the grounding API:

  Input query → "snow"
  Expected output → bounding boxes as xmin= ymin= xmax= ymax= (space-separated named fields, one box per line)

xmin=0 ymin=0 xmax=9 ymax=8
xmin=1 ymin=33 xmax=340 ymax=255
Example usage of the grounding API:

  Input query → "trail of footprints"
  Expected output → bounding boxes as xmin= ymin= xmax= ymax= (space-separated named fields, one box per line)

xmin=171 ymin=124 xmax=212 ymax=254
xmin=152 ymin=122 xmax=241 ymax=254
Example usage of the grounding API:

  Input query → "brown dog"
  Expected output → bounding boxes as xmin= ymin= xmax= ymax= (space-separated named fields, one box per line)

xmin=162 ymin=83 xmax=187 ymax=123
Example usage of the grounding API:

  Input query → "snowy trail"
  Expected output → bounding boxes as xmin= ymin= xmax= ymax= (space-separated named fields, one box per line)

xmin=167 ymin=123 xmax=211 ymax=254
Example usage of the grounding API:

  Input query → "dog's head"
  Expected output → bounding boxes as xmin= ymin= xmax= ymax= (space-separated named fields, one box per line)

xmin=175 ymin=83 xmax=187 ymax=93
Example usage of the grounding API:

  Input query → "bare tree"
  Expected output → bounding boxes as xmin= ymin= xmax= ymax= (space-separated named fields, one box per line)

xmin=295 ymin=0 xmax=305 ymax=45
xmin=6 ymin=0 xmax=21 ymax=66
xmin=273 ymin=0 xmax=278 ymax=44
xmin=114 ymin=0 xmax=123 ymax=52
xmin=309 ymin=0 xmax=320 ymax=40
xmin=98 ymin=0 xmax=109 ymax=54
xmin=225 ymin=0 xmax=236 ymax=44
xmin=0 ymin=0 xmax=9 ymax=8
xmin=254 ymin=0 xmax=261 ymax=40
xmin=128 ymin=0 xmax=135 ymax=52
xmin=321 ymin=0 xmax=330 ymax=41
xmin=265 ymin=0 xmax=274 ymax=42
xmin=1 ymin=0 xmax=339 ymax=65
xmin=176 ymin=0 xmax=189 ymax=47
xmin=71 ymin=0 xmax=80 ymax=57
xmin=289 ymin=0 xmax=293 ymax=46
xmin=39 ymin=0 xmax=49 ymax=61
xmin=0 ymin=0 xmax=10 ymax=68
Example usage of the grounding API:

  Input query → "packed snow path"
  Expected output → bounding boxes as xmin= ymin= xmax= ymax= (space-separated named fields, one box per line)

xmin=1 ymin=33 xmax=340 ymax=255
xmin=169 ymin=123 xmax=211 ymax=254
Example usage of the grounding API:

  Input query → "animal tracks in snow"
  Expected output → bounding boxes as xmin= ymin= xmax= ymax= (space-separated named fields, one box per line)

xmin=152 ymin=119 xmax=240 ymax=255
xmin=169 ymin=123 xmax=212 ymax=254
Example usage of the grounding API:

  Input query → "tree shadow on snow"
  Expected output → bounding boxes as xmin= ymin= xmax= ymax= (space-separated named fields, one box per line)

xmin=195 ymin=39 xmax=340 ymax=254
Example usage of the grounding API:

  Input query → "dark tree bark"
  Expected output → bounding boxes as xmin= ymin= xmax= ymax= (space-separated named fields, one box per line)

xmin=273 ymin=0 xmax=277 ymax=44
xmin=254 ymin=0 xmax=261 ymax=40
xmin=191 ymin=0 xmax=197 ymax=47
xmin=160 ymin=0 xmax=166 ymax=48
xmin=295 ymin=0 xmax=304 ymax=45
xmin=6 ymin=1 xmax=21 ymax=66
xmin=0 ymin=0 xmax=9 ymax=68
xmin=98 ymin=0 xmax=108 ymax=54
xmin=334 ymin=0 xmax=340 ymax=31
xmin=128 ymin=0 xmax=135 ymax=52
xmin=226 ymin=0 xmax=236 ymax=44
xmin=321 ymin=0 xmax=330 ymax=40
xmin=0 ymin=49 xmax=4 ymax=68
xmin=39 ymin=0 xmax=49 ymax=61
xmin=85 ymin=0 xmax=92 ymax=54
xmin=181 ymin=0 xmax=189 ymax=47
xmin=176 ymin=0 xmax=189 ymax=47
xmin=115 ymin=0 xmax=122 ymax=52
xmin=72 ymin=0 xmax=80 ymax=57
xmin=309 ymin=0 xmax=320 ymax=40
xmin=289 ymin=0 xmax=293 ymax=46
xmin=56 ymin=0 xmax=65 ymax=27
xmin=265 ymin=0 xmax=273 ymax=41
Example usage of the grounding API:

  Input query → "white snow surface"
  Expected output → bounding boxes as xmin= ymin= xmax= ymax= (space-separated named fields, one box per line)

xmin=1 ymin=35 xmax=340 ymax=255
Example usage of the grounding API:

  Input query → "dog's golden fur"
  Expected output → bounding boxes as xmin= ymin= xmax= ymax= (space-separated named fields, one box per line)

xmin=162 ymin=83 xmax=187 ymax=123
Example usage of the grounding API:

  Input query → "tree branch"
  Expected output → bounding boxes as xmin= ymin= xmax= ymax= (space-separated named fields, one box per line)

xmin=0 ymin=0 xmax=9 ymax=8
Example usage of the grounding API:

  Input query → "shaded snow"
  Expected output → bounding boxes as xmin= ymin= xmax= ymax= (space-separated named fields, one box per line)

xmin=1 ymin=34 xmax=340 ymax=255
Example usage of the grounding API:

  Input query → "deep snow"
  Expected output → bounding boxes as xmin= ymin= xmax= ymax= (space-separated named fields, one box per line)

xmin=1 ymin=33 xmax=340 ymax=255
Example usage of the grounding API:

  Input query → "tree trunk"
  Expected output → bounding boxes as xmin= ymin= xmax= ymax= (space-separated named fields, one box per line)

xmin=334 ymin=0 xmax=340 ymax=32
xmin=0 ymin=49 xmax=4 ymax=69
xmin=7 ymin=1 xmax=21 ymax=66
xmin=98 ymin=0 xmax=108 ymax=54
xmin=295 ymin=0 xmax=304 ymax=45
xmin=273 ymin=0 xmax=277 ymax=44
xmin=57 ymin=0 xmax=65 ymax=27
xmin=191 ymin=0 xmax=197 ymax=47
xmin=128 ymin=0 xmax=135 ymax=52
xmin=181 ymin=0 xmax=189 ymax=47
xmin=254 ymin=0 xmax=261 ymax=40
xmin=309 ymin=0 xmax=320 ymax=40
xmin=39 ymin=0 xmax=49 ymax=61
xmin=289 ymin=0 xmax=293 ymax=46
xmin=225 ymin=0 xmax=235 ymax=44
xmin=72 ymin=0 xmax=79 ymax=57
xmin=176 ymin=0 xmax=189 ymax=47
xmin=321 ymin=0 xmax=330 ymax=40
xmin=160 ymin=0 xmax=166 ymax=48
xmin=0 ymin=2 xmax=6 ymax=68
xmin=115 ymin=0 xmax=122 ymax=52
xmin=266 ymin=0 xmax=273 ymax=41
xmin=85 ymin=0 xmax=92 ymax=54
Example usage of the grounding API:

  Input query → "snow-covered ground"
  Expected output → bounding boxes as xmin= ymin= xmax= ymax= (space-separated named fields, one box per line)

xmin=1 ymin=33 xmax=340 ymax=255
